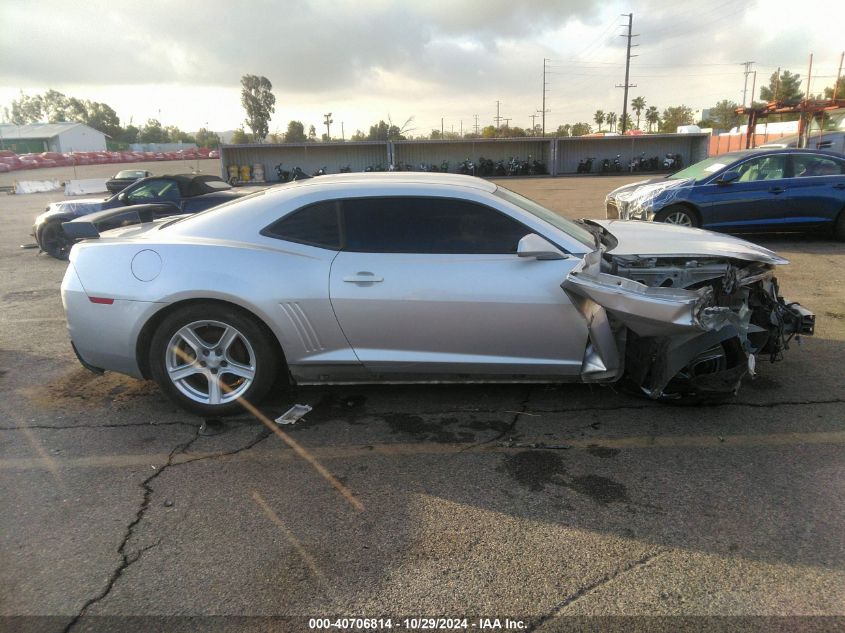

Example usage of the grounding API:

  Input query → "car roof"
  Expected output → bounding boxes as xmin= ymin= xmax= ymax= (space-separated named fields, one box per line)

xmin=720 ymin=148 xmax=845 ymax=160
xmin=265 ymin=171 xmax=498 ymax=193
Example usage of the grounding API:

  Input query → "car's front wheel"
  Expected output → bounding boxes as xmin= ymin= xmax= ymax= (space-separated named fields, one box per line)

xmin=39 ymin=221 xmax=72 ymax=259
xmin=149 ymin=303 xmax=279 ymax=416
xmin=654 ymin=205 xmax=699 ymax=228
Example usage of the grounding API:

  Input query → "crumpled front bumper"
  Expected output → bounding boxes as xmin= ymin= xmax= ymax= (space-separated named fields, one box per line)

xmin=561 ymin=251 xmax=815 ymax=398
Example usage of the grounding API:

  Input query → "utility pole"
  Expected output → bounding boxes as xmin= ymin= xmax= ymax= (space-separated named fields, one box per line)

xmin=529 ymin=112 xmax=538 ymax=131
xmin=502 ymin=117 xmax=512 ymax=129
xmin=473 ymin=114 xmax=479 ymax=135
xmin=616 ymin=13 xmax=638 ymax=134
xmin=541 ymin=58 xmax=549 ymax=136
xmin=834 ymin=52 xmax=844 ymax=100
xmin=341 ymin=122 xmax=345 ymax=142
xmin=495 ymin=101 xmax=502 ymax=128
xmin=460 ymin=120 xmax=463 ymax=138
xmin=323 ymin=112 xmax=333 ymax=140
xmin=441 ymin=117 xmax=444 ymax=138
xmin=749 ymin=71 xmax=757 ymax=107
xmin=774 ymin=66 xmax=781 ymax=100
xmin=741 ymin=61 xmax=755 ymax=106
xmin=805 ymin=53 xmax=814 ymax=99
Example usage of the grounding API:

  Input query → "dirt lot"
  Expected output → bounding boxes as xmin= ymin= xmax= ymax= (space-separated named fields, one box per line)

xmin=1 ymin=161 xmax=844 ymax=632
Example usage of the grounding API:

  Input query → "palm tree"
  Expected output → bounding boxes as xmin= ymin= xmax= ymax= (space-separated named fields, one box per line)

xmin=620 ymin=113 xmax=633 ymax=132
xmin=631 ymin=96 xmax=646 ymax=130
xmin=593 ymin=110 xmax=605 ymax=132
xmin=606 ymin=112 xmax=617 ymax=132
xmin=645 ymin=106 xmax=660 ymax=133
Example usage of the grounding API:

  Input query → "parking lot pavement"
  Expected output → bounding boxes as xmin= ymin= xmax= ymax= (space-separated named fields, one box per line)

xmin=1 ymin=167 xmax=844 ymax=631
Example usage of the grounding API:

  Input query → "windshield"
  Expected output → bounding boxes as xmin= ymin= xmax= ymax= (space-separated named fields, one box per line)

xmin=493 ymin=186 xmax=595 ymax=248
xmin=667 ymin=154 xmax=749 ymax=181
xmin=115 ymin=170 xmax=146 ymax=179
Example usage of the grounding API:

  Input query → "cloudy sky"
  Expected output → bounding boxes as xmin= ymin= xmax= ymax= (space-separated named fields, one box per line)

xmin=1 ymin=0 xmax=843 ymax=136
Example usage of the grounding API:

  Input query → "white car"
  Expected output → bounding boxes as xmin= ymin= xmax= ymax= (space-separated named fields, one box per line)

xmin=61 ymin=173 xmax=814 ymax=415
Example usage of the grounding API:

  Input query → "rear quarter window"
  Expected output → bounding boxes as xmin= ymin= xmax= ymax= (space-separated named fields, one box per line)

xmin=262 ymin=200 xmax=341 ymax=249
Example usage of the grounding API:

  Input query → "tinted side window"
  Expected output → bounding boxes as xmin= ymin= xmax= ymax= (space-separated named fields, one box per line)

xmin=342 ymin=197 xmax=528 ymax=254
xmin=736 ymin=155 xmax=786 ymax=182
xmin=263 ymin=201 xmax=340 ymax=249
xmin=792 ymin=154 xmax=844 ymax=177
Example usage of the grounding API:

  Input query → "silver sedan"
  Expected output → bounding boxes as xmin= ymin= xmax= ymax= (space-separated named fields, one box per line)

xmin=61 ymin=173 xmax=814 ymax=415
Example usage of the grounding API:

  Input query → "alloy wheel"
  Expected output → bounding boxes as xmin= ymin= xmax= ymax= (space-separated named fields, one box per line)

xmin=164 ymin=320 xmax=257 ymax=405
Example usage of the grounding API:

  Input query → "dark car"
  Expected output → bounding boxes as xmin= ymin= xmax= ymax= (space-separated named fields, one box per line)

xmin=105 ymin=169 xmax=153 ymax=194
xmin=605 ymin=149 xmax=845 ymax=239
xmin=33 ymin=174 xmax=246 ymax=259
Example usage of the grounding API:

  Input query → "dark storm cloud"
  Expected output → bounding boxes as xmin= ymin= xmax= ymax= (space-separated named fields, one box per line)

xmin=0 ymin=0 xmax=599 ymax=92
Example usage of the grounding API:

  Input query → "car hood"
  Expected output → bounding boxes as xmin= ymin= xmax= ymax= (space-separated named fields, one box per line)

xmin=607 ymin=176 xmax=696 ymax=203
xmin=40 ymin=197 xmax=108 ymax=221
xmin=594 ymin=219 xmax=788 ymax=265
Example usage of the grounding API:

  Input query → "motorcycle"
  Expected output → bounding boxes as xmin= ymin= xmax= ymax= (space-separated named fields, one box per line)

xmin=612 ymin=154 xmax=622 ymax=172
xmin=275 ymin=163 xmax=291 ymax=182
xmin=339 ymin=164 xmax=352 ymax=173
xmin=600 ymin=158 xmax=611 ymax=173
xmin=440 ymin=160 xmax=449 ymax=173
xmin=663 ymin=153 xmax=683 ymax=171
xmin=312 ymin=166 xmax=327 ymax=176
xmin=458 ymin=158 xmax=476 ymax=175
xmin=577 ymin=157 xmax=594 ymax=173
xmin=289 ymin=166 xmax=311 ymax=181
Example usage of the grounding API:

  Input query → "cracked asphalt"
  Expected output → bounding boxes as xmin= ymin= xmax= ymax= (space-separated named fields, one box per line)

xmin=1 ymin=162 xmax=844 ymax=632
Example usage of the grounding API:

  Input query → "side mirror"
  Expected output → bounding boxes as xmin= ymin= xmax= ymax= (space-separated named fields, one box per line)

xmin=517 ymin=233 xmax=567 ymax=260
xmin=717 ymin=170 xmax=740 ymax=185
xmin=117 ymin=191 xmax=128 ymax=203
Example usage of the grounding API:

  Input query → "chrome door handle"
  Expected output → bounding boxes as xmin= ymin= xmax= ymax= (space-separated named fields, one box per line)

xmin=343 ymin=272 xmax=384 ymax=283
xmin=769 ymin=187 xmax=785 ymax=194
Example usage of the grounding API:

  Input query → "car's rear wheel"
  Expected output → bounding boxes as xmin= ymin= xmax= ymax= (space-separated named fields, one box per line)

xmin=655 ymin=205 xmax=699 ymax=228
xmin=39 ymin=221 xmax=72 ymax=260
xmin=149 ymin=303 xmax=279 ymax=416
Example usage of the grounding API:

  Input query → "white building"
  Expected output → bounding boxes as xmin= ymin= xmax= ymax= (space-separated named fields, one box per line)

xmin=0 ymin=122 xmax=108 ymax=153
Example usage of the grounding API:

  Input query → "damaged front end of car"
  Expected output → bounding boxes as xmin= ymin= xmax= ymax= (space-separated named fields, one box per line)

xmin=562 ymin=250 xmax=815 ymax=399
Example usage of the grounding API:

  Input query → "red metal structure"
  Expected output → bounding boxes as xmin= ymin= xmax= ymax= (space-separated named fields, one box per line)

xmin=735 ymin=98 xmax=845 ymax=149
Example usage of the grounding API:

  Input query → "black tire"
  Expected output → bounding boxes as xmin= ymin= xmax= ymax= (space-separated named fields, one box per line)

xmin=39 ymin=221 xmax=73 ymax=260
xmin=149 ymin=303 xmax=280 ymax=416
xmin=834 ymin=210 xmax=845 ymax=241
xmin=654 ymin=205 xmax=699 ymax=228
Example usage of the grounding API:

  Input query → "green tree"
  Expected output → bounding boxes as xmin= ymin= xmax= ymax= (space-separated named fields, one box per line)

xmin=593 ymin=110 xmax=605 ymax=132
xmin=285 ymin=120 xmax=306 ymax=142
xmin=556 ymin=124 xmax=571 ymax=137
xmin=350 ymin=129 xmax=366 ymax=141
xmin=707 ymin=99 xmax=741 ymax=131
xmin=195 ymin=127 xmax=220 ymax=148
xmin=605 ymin=112 xmax=617 ymax=132
xmin=240 ymin=74 xmax=275 ymax=142
xmin=139 ymin=118 xmax=166 ymax=143
xmin=481 ymin=125 xmax=498 ymax=138
xmin=645 ymin=106 xmax=660 ymax=132
xmin=230 ymin=128 xmax=250 ymax=144
xmin=824 ymin=76 xmax=845 ymax=99
xmin=620 ymin=113 xmax=633 ymax=131
xmin=42 ymin=90 xmax=69 ymax=122
xmin=430 ymin=129 xmax=442 ymax=139
xmin=8 ymin=92 xmax=44 ymax=124
xmin=659 ymin=106 xmax=693 ymax=132
xmin=760 ymin=70 xmax=803 ymax=102
xmin=571 ymin=122 xmax=592 ymax=136
xmin=118 ymin=125 xmax=140 ymax=144
xmin=630 ymin=96 xmax=646 ymax=129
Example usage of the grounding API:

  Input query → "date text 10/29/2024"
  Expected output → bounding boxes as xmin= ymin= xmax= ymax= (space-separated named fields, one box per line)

xmin=308 ymin=618 xmax=527 ymax=630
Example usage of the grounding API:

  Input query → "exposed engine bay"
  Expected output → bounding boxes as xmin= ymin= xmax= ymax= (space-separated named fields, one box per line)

xmin=562 ymin=249 xmax=815 ymax=399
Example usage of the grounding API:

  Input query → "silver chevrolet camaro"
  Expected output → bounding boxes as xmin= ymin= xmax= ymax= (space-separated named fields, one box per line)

xmin=61 ymin=173 xmax=814 ymax=416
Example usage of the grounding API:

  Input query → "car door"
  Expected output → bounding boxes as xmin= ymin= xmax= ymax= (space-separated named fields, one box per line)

xmin=784 ymin=153 xmax=845 ymax=229
xmin=705 ymin=154 xmax=790 ymax=231
xmin=328 ymin=196 xmax=588 ymax=378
